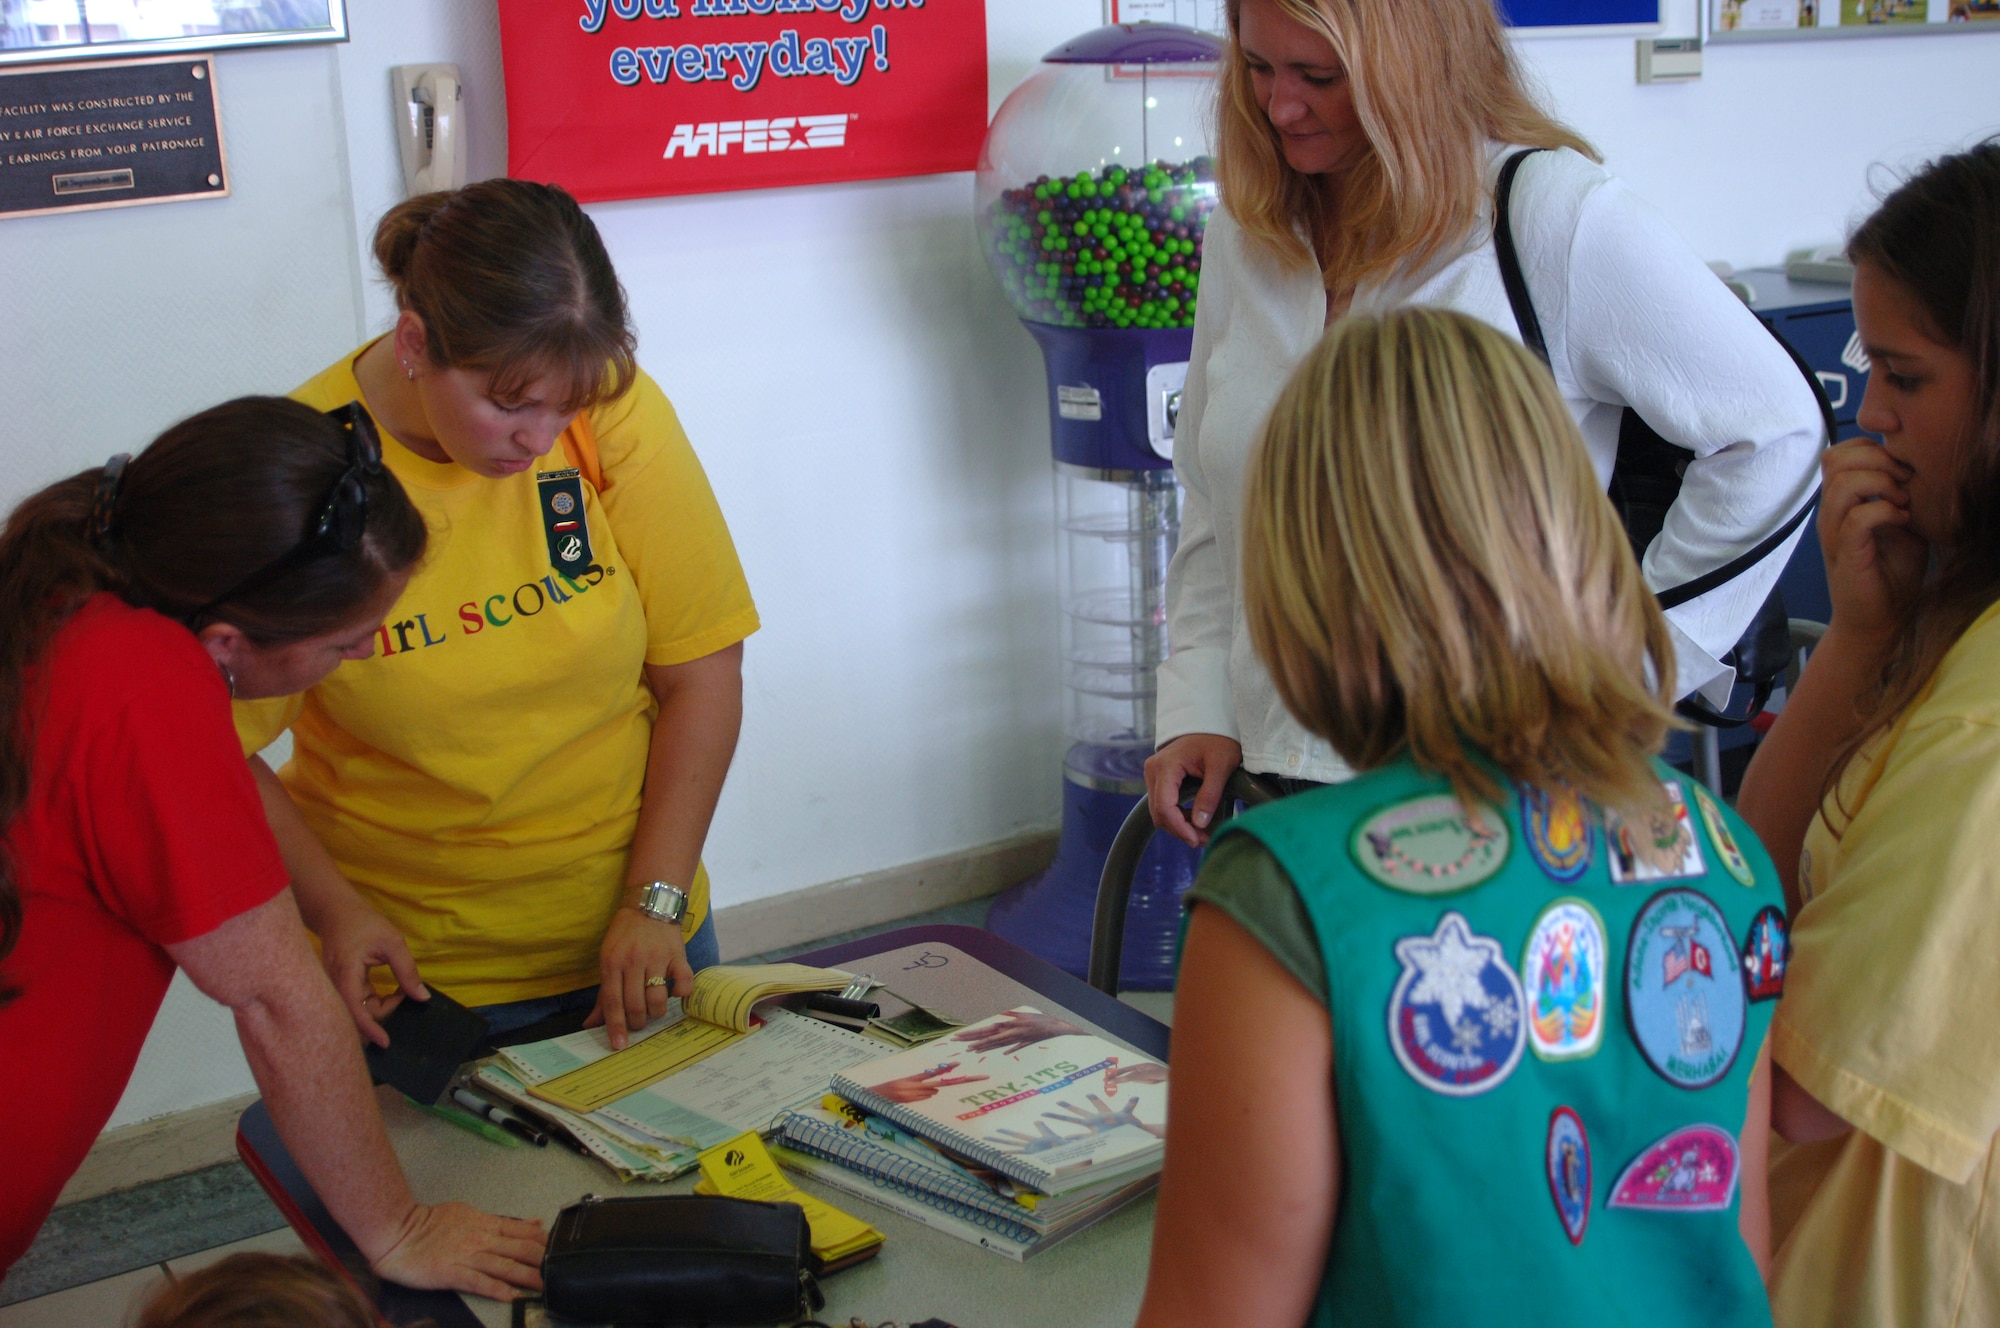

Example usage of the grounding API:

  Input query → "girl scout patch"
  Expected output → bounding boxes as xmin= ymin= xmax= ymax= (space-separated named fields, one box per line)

xmin=1546 ymin=1107 xmax=1592 ymax=1245
xmin=538 ymin=468 xmax=594 ymax=577
xmin=1690 ymin=782 xmax=1755 ymax=887
xmin=1521 ymin=784 xmax=1592 ymax=883
xmin=1742 ymin=906 xmax=1790 ymax=1002
xmin=1605 ymin=781 xmax=1706 ymax=885
xmin=1387 ymin=911 xmax=1525 ymax=1096
xmin=1609 ymin=1124 xmax=1740 ymax=1212
xmin=1522 ymin=899 xmax=1607 ymax=1061
xmin=1352 ymin=795 xmax=1510 ymax=895
xmin=1625 ymin=889 xmax=1747 ymax=1089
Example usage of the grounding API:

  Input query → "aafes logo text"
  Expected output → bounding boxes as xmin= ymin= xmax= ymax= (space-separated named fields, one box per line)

xmin=664 ymin=114 xmax=850 ymax=159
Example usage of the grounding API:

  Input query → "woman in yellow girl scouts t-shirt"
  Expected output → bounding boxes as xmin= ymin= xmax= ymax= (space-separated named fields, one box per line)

xmin=237 ymin=180 xmax=758 ymax=1050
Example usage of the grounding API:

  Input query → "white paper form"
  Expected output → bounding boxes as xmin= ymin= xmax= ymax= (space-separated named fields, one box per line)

xmin=602 ymin=1009 xmax=885 ymax=1151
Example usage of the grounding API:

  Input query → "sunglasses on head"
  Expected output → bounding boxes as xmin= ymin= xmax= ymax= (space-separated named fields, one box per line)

xmin=184 ymin=401 xmax=384 ymax=627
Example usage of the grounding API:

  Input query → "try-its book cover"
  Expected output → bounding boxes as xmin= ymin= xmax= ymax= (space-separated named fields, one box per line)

xmin=828 ymin=1006 xmax=1168 ymax=1196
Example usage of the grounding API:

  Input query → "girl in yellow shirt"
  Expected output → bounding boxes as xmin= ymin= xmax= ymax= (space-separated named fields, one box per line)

xmin=1737 ymin=139 xmax=2000 ymax=1326
xmin=239 ymin=180 xmax=759 ymax=1051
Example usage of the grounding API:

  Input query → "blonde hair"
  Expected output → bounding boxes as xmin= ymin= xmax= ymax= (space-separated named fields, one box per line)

xmin=133 ymin=1253 xmax=377 ymax=1328
xmin=1217 ymin=0 xmax=1595 ymax=294
xmin=1242 ymin=307 xmax=1676 ymax=820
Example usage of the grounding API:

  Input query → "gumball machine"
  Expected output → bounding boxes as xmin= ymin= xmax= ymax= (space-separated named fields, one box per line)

xmin=980 ymin=24 xmax=1223 ymax=989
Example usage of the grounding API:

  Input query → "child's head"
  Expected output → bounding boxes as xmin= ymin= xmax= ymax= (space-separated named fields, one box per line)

xmin=1820 ymin=139 xmax=2000 ymax=791
xmin=132 ymin=1253 xmax=376 ymax=1328
xmin=1846 ymin=138 xmax=1999 ymax=549
xmin=1241 ymin=305 xmax=1675 ymax=816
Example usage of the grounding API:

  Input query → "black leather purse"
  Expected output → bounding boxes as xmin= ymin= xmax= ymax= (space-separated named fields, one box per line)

xmin=541 ymin=1195 xmax=825 ymax=1327
xmin=1492 ymin=148 xmax=1838 ymax=726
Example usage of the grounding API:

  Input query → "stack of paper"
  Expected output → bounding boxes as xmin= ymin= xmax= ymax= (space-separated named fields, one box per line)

xmin=478 ymin=1004 xmax=886 ymax=1181
xmin=771 ymin=1101 xmax=1155 ymax=1261
xmin=524 ymin=964 xmax=854 ymax=1114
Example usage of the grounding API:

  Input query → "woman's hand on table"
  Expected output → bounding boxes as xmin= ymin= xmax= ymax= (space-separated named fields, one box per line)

xmin=586 ymin=908 xmax=694 ymax=1050
xmin=318 ymin=899 xmax=428 ymax=1048
xmin=1145 ymin=733 xmax=1243 ymax=848
xmin=369 ymin=1202 xmax=547 ymax=1302
xmin=1820 ymin=439 xmax=1926 ymax=651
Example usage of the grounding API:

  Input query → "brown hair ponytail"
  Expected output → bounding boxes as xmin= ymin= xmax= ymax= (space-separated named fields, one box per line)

xmin=0 ymin=397 xmax=427 ymax=998
xmin=375 ymin=178 xmax=638 ymax=412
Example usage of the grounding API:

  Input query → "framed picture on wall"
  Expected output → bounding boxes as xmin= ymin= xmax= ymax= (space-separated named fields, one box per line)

xmin=1104 ymin=0 xmax=1664 ymax=37
xmin=1710 ymin=0 xmax=2000 ymax=40
xmin=0 ymin=1 xmax=348 ymax=68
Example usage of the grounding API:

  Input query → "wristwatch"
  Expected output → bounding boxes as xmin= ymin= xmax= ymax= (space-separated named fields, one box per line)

xmin=632 ymin=881 xmax=689 ymax=925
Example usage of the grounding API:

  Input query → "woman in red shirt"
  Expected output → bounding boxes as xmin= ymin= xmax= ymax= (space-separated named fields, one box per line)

xmin=0 ymin=397 xmax=546 ymax=1300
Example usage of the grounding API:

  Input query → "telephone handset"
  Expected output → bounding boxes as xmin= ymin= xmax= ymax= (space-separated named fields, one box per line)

xmin=392 ymin=63 xmax=465 ymax=197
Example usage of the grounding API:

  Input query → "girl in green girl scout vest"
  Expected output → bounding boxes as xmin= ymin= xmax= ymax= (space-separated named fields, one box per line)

xmin=1133 ymin=307 xmax=1784 ymax=1328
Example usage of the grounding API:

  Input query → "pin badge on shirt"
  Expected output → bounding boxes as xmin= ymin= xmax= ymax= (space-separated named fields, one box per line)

xmin=538 ymin=469 xmax=593 ymax=577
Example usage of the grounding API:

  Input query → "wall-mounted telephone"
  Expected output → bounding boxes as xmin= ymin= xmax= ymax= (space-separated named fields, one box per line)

xmin=392 ymin=64 xmax=465 ymax=196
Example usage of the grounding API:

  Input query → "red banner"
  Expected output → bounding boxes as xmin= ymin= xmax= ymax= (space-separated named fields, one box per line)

xmin=497 ymin=0 xmax=988 ymax=202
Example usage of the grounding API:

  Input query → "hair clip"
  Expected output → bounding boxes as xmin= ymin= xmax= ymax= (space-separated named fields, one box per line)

xmin=88 ymin=453 xmax=131 ymax=547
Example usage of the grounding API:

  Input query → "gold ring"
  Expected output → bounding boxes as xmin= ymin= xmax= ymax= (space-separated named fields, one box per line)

xmin=645 ymin=976 xmax=668 ymax=988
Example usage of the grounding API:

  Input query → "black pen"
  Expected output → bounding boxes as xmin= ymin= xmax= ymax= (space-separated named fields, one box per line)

xmin=453 ymin=1088 xmax=550 ymax=1147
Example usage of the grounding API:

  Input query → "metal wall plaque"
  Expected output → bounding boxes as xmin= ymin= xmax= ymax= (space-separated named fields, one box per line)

xmin=0 ymin=56 xmax=227 ymax=220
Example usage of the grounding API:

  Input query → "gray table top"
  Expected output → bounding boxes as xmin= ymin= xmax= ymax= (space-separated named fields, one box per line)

xmin=245 ymin=926 xmax=1173 ymax=1328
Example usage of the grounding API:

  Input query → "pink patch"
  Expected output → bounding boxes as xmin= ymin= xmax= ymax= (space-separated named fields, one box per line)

xmin=1608 ymin=1124 xmax=1739 ymax=1212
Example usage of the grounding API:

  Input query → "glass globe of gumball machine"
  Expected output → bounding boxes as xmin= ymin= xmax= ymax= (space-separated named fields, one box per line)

xmin=979 ymin=23 xmax=1222 ymax=989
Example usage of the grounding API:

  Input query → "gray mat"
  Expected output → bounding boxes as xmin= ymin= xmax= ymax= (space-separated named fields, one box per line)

xmin=0 ymin=1161 xmax=284 ymax=1305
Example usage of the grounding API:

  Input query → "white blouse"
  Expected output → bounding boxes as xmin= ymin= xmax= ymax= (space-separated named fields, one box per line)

xmin=1158 ymin=146 xmax=1823 ymax=784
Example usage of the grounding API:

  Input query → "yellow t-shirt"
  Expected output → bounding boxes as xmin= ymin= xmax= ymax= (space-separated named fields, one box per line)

xmin=1768 ymin=600 xmax=2000 ymax=1328
xmin=235 ymin=346 xmax=759 ymax=1006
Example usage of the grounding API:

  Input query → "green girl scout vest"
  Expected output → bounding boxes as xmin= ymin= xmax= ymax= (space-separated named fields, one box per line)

xmin=1217 ymin=754 xmax=1787 ymax=1327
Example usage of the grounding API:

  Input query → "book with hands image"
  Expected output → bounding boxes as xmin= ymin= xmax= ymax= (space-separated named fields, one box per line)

xmin=836 ymin=1005 xmax=1169 ymax=1196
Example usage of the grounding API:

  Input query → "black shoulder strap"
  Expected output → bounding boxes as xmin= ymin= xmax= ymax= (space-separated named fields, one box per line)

xmin=1494 ymin=148 xmax=1551 ymax=367
xmin=1489 ymin=146 xmax=1832 ymax=611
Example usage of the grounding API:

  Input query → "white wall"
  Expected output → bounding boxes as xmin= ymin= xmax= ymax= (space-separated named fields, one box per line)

xmin=0 ymin=0 xmax=1987 ymax=1130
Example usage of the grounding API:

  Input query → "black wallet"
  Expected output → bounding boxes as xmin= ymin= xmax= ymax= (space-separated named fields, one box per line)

xmin=542 ymin=1195 xmax=824 ymax=1326
xmin=361 ymin=986 xmax=490 ymax=1107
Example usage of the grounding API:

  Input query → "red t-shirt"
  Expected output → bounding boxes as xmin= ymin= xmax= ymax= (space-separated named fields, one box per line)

xmin=0 ymin=595 xmax=288 ymax=1272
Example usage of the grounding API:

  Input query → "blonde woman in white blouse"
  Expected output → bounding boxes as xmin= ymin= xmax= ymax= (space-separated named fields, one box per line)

xmin=1145 ymin=0 xmax=1821 ymax=843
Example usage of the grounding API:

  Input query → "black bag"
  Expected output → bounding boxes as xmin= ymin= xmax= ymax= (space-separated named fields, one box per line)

xmin=1492 ymin=148 xmax=1837 ymax=725
xmin=541 ymin=1195 xmax=825 ymax=1327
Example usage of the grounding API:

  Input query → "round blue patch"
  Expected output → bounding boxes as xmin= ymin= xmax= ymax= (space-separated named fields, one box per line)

xmin=1624 ymin=888 xmax=1747 ymax=1089
xmin=1387 ymin=911 xmax=1526 ymax=1097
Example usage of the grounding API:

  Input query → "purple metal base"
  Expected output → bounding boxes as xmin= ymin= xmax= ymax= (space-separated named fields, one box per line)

xmin=986 ymin=745 xmax=1199 ymax=991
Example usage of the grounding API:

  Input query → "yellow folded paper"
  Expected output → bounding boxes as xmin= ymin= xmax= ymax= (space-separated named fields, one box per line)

xmin=697 ymin=1130 xmax=884 ymax=1263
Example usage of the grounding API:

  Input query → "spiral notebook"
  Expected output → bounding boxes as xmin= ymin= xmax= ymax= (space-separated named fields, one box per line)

xmin=826 ymin=1005 xmax=1168 ymax=1197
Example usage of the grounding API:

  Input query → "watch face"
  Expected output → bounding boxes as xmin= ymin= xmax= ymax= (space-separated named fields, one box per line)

xmin=642 ymin=883 xmax=687 ymax=922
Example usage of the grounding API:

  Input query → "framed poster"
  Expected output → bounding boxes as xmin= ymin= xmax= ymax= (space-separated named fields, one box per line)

xmin=497 ymin=0 xmax=987 ymax=203
xmin=0 ymin=1 xmax=347 ymax=69
xmin=1712 ymin=0 xmax=1999 ymax=39
xmin=1105 ymin=0 xmax=1662 ymax=37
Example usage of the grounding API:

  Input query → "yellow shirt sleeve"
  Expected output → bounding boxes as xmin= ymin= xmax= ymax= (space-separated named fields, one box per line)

xmin=234 ymin=693 xmax=305 ymax=758
xmin=1774 ymin=709 xmax=2000 ymax=1183
xmin=588 ymin=370 xmax=760 ymax=666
